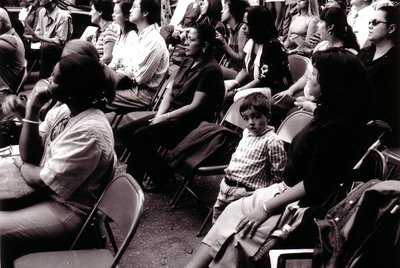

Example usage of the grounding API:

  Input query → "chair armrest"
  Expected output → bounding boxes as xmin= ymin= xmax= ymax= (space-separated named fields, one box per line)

xmin=196 ymin=165 xmax=228 ymax=176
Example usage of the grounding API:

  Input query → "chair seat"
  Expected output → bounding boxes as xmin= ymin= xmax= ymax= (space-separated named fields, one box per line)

xmin=14 ymin=249 xmax=115 ymax=268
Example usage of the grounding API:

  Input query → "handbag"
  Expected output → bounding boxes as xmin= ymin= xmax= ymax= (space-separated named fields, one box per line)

xmin=0 ymin=118 xmax=22 ymax=147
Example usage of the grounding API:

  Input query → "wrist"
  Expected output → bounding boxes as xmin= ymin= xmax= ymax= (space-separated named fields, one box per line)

xmin=22 ymin=118 xmax=40 ymax=125
xmin=262 ymin=202 xmax=272 ymax=217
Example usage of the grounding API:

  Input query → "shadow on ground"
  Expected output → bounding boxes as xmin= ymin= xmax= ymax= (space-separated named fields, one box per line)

xmin=114 ymin=163 xmax=223 ymax=268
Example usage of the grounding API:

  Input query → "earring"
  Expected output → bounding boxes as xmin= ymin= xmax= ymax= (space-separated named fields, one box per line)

xmin=202 ymin=48 xmax=206 ymax=53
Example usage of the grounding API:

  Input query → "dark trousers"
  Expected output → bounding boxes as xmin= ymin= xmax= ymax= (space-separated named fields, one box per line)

xmin=123 ymin=117 xmax=199 ymax=186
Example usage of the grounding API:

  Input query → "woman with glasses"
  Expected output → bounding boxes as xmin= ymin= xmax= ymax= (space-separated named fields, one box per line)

xmin=0 ymin=44 xmax=116 ymax=266
xmin=358 ymin=5 xmax=399 ymax=147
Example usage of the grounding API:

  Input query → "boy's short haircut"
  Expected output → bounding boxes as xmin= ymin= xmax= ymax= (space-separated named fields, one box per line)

xmin=239 ymin=92 xmax=271 ymax=117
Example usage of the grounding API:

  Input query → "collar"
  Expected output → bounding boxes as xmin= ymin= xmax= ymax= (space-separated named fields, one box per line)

xmin=138 ymin=23 xmax=157 ymax=38
xmin=230 ymin=22 xmax=243 ymax=34
xmin=247 ymin=125 xmax=274 ymax=137
xmin=45 ymin=5 xmax=61 ymax=21
xmin=356 ymin=5 xmax=372 ymax=16
xmin=99 ymin=21 xmax=112 ymax=32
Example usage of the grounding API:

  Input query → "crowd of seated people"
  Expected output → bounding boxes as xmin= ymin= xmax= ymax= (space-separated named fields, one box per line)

xmin=0 ymin=0 xmax=399 ymax=265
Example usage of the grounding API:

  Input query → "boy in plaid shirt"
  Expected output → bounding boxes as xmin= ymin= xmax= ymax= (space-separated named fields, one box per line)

xmin=213 ymin=93 xmax=286 ymax=222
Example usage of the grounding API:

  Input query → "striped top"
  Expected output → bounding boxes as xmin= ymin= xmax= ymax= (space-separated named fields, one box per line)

xmin=90 ymin=22 xmax=119 ymax=62
xmin=224 ymin=127 xmax=286 ymax=190
xmin=120 ymin=24 xmax=169 ymax=91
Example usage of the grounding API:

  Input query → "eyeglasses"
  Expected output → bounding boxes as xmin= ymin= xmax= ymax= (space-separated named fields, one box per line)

xmin=369 ymin=19 xmax=389 ymax=26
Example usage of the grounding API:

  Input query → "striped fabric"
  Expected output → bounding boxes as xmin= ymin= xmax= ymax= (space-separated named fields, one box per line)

xmin=224 ymin=127 xmax=286 ymax=190
xmin=121 ymin=24 xmax=169 ymax=91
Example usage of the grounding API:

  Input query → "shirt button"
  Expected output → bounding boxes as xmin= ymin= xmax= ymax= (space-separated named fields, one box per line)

xmin=335 ymin=217 xmax=340 ymax=222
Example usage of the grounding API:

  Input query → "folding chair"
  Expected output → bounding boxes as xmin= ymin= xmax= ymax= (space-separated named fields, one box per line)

xmin=110 ymin=68 xmax=177 ymax=130
xmin=276 ymin=110 xmax=313 ymax=145
xmin=287 ymin=54 xmax=310 ymax=83
xmin=14 ymin=173 xmax=145 ymax=268
xmin=169 ymin=98 xmax=247 ymax=236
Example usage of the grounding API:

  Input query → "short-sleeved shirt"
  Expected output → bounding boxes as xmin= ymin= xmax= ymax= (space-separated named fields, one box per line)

xmin=87 ymin=22 xmax=119 ymax=60
xmin=169 ymin=57 xmax=225 ymax=123
xmin=35 ymin=6 xmax=73 ymax=45
xmin=39 ymin=104 xmax=115 ymax=215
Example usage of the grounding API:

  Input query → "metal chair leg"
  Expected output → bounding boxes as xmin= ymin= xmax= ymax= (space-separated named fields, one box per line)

xmin=171 ymin=179 xmax=190 ymax=209
xmin=197 ymin=208 xmax=212 ymax=237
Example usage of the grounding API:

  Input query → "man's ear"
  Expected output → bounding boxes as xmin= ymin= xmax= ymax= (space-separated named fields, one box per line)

xmin=388 ymin=24 xmax=397 ymax=36
xmin=327 ymin=24 xmax=334 ymax=33
xmin=142 ymin=10 xmax=148 ymax=19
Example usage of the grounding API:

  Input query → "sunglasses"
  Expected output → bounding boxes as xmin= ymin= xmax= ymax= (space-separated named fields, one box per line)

xmin=369 ymin=19 xmax=389 ymax=26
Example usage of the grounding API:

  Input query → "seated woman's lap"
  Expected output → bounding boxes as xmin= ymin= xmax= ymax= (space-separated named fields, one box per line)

xmin=126 ymin=118 xmax=201 ymax=183
xmin=203 ymin=182 xmax=288 ymax=258
xmin=0 ymin=200 xmax=84 ymax=262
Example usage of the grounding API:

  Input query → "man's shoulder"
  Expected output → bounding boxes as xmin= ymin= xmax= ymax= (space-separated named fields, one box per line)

xmin=54 ymin=6 xmax=72 ymax=18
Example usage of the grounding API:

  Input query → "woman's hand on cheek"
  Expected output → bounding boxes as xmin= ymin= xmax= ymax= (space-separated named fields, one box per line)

xmin=27 ymin=81 xmax=52 ymax=112
xmin=235 ymin=204 xmax=269 ymax=238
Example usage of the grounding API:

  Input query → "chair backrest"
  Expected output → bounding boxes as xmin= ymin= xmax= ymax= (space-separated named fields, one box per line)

xmin=288 ymin=55 xmax=310 ymax=83
xmin=276 ymin=110 xmax=313 ymax=144
xmin=72 ymin=173 xmax=144 ymax=268
xmin=150 ymin=68 xmax=178 ymax=111
xmin=356 ymin=149 xmax=388 ymax=181
xmin=221 ymin=98 xmax=247 ymax=133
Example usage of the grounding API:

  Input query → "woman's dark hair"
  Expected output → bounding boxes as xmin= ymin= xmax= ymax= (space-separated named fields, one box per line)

xmin=91 ymin=0 xmax=114 ymax=21
xmin=312 ymin=48 xmax=375 ymax=119
xmin=56 ymin=54 xmax=115 ymax=109
xmin=320 ymin=7 xmax=359 ymax=51
xmin=240 ymin=92 xmax=271 ymax=117
xmin=225 ymin=0 xmax=249 ymax=23
xmin=140 ymin=0 xmax=161 ymax=25
xmin=202 ymin=0 xmax=223 ymax=25
xmin=332 ymin=0 xmax=347 ymax=12
xmin=378 ymin=5 xmax=399 ymax=42
xmin=195 ymin=22 xmax=216 ymax=58
xmin=119 ymin=0 xmax=137 ymax=33
xmin=246 ymin=6 xmax=278 ymax=44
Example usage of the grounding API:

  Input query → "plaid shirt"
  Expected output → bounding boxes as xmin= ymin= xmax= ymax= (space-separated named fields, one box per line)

xmin=224 ymin=126 xmax=286 ymax=190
